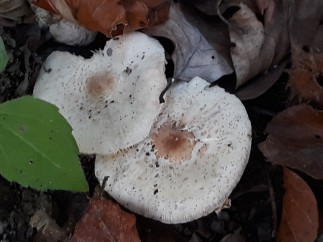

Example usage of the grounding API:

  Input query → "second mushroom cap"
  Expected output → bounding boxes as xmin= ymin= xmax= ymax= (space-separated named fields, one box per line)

xmin=95 ymin=77 xmax=252 ymax=224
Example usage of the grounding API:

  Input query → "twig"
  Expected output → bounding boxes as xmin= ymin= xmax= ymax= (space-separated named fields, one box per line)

xmin=266 ymin=170 xmax=278 ymax=238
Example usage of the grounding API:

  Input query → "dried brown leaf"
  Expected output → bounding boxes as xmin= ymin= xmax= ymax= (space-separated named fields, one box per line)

xmin=277 ymin=169 xmax=318 ymax=242
xmin=235 ymin=56 xmax=288 ymax=100
xmin=286 ymin=0 xmax=323 ymax=107
xmin=182 ymin=0 xmax=273 ymax=16
xmin=143 ymin=2 xmax=233 ymax=82
xmin=0 ymin=0 xmax=33 ymax=25
xmin=259 ymin=104 xmax=323 ymax=179
xmin=138 ymin=217 xmax=186 ymax=242
xmin=30 ymin=210 xmax=67 ymax=242
xmin=32 ymin=0 xmax=170 ymax=37
xmin=219 ymin=227 xmax=245 ymax=242
xmin=255 ymin=0 xmax=272 ymax=15
xmin=220 ymin=0 xmax=273 ymax=17
xmin=69 ymin=198 xmax=140 ymax=242
xmin=180 ymin=0 xmax=218 ymax=15
xmin=289 ymin=0 xmax=323 ymax=48
xmin=226 ymin=3 xmax=270 ymax=86
xmin=310 ymin=24 xmax=323 ymax=52
xmin=229 ymin=0 xmax=323 ymax=99
xmin=288 ymin=45 xmax=323 ymax=108
xmin=220 ymin=1 xmax=289 ymax=87
xmin=319 ymin=210 xmax=323 ymax=235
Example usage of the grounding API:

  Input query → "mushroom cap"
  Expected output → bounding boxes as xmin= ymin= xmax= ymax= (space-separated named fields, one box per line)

xmin=95 ymin=77 xmax=252 ymax=224
xmin=33 ymin=32 xmax=166 ymax=154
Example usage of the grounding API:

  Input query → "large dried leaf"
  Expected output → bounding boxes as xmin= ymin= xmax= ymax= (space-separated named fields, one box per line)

xmin=138 ymin=218 xmax=186 ymax=242
xmin=30 ymin=210 xmax=67 ymax=242
xmin=182 ymin=0 xmax=273 ymax=16
xmin=0 ymin=0 xmax=33 ymax=25
xmin=31 ymin=0 xmax=170 ymax=38
xmin=180 ymin=0 xmax=218 ymax=15
xmin=143 ymin=2 xmax=233 ymax=82
xmin=277 ymin=169 xmax=318 ymax=242
xmin=259 ymin=104 xmax=323 ymax=179
xmin=286 ymin=0 xmax=323 ymax=107
xmin=220 ymin=0 xmax=275 ymax=16
xmin=287 ymin=45 xmax=323 ymax=108
xmin=220 ymin=0 xmax=289 ymax=87
xmin=69 ymin=198 xmax=140 ymax=242
xmin=289 ymin=0 xmax=323 ymax=48
xmin=310 ymin=24 xmax=323 ymax=52
xmin=181 ymin=0 xmax=290 ymax=98
xmin=235 ymin=57 xmax=288 ymax=100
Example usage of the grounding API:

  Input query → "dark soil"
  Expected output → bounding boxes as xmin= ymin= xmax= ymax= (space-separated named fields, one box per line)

xmin=0 ymin=24 xmax=287 ymax=242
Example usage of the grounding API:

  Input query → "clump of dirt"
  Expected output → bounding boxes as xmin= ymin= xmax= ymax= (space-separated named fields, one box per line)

xmin=0 ymin=28 xmax=25 ymax=102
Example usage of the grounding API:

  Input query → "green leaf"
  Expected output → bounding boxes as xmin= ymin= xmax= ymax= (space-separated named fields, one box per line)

xmin=0 ymin=96 xmax=88 ymax=192
xmin=0 ymin=36 xmax=8 ymax=73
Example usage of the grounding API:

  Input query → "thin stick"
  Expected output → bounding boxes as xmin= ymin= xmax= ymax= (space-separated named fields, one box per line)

xmin=266 ymin=170 xmax=278 ymax=238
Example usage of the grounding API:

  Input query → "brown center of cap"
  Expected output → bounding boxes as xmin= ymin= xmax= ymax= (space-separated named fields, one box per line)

xmin=152 ymin=121 xmax=196 ymax=162
xmin=87 ymin=72 xmax=115 ymax=97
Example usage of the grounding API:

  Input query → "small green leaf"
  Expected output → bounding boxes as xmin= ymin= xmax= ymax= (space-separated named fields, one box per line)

xmin=0 ymin=36 xmax=8 ymax=73
xmin=0 ymin=96 xmax=88 ymax=192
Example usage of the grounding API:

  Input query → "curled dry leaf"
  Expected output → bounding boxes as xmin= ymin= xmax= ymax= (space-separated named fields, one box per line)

xmin=286 ymin=0 xmax=323 ymax=107
xmin=288 ymin=45 xmax=323 ymax=108
xmin=219 ymin=228 xmax=245 ymax=242
xmin=255 ymin=0 xmax=274 ymax=15
xmin=31 ymin=0 xmax=170 ymax=38
xmin=181 ymin=0 xmax=274 ymax=16
xmin=69 ymin=198 xmax=140 ymax=242
xmin=31 ymin=6 xmax=96 ymax=46
xmin=143 ymin=2 xmax=233 ymax=83
xmin=220 ymin=0 xmax=275 ymax=17
xmin=138 ymin=218 xmax=186 ymax=242
xmin=310 ymin=24 xmax=323 ymax=53
xmin=220 ymin=1 xmax=289 ymax=88
xmin=289 ymin=0 xmax=323 ymax=48
xmin=277 ymin=169 xmax=318 ymax=242
xmin=235 ymin=58 xmax=288 ymax=100
xmin=180 ymin=0 xmax=218 ymax=15
xmin=226 ymin=3 xmax=268 ymax=85
xmin=0 ymin=0 xmax=33 ymax=26
xmin=258 ymin=104 xmax=323 ymax=179
xmin=214 ymin=0 xmax=289 ymax=99
xmin=226 ymin=0 xmax=288 ymax=101
xmin=30 ymin=210 xmax=67 ymax=242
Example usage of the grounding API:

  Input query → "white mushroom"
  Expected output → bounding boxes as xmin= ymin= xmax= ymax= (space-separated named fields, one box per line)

xmin=33 ymin=32 xmax=167 ymax=154
xmin=95 ymin=77 xmax=252 ymax=224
